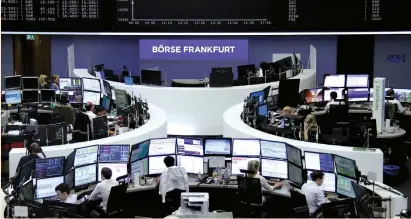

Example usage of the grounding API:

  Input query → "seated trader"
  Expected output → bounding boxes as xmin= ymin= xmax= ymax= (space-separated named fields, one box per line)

xmin=16 ymin=143 xmax=42 ymax=172
xmin=53 ymin=93 xmax=76 ymax=126
xmin=51 ymin=74 xmax=60 ymax=90
xmin=386 ymin=88 xmax=405 ymax=114
xmin=39 ymin=74 xmax=49 ymax=89
xmin=55 ymin=183 xmax=79 ymax=204
xmin=247 ymin=160 xmax=282 ymax=194
xmin=275 ymin=106 xmax=293 ymax=128
xmin=301 ymin=170 xmax=327 ymax=215
xmin=304 ymin=114 xmax=318 ymax=142
xmin=325 ymin=91 xmax=344 ymax=113
xmin=158 ymin=156 xmax=189 ymax=204
xmin=88 ymin=167 xmax=119 ymax=210
xmin=85 ymin=102 xmax=96 ymax=122
xmin=257 ymin=62 xmax=266 ymax=77
xmin=95 ymin=106 xmax=116 ymax=136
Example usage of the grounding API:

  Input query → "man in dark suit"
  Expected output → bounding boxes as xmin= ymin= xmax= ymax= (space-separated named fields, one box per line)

xmin=16 ymin=142 xmax=42 ymax=172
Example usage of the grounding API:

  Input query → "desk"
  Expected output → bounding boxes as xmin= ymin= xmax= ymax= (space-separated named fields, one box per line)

xmin=377 ymin=129 xmax=406 ymax=139
xmin=223 ymin=103 xmax=384 ymax=182
xmin=312 ymin=109 xmax=372 ymax=116
xmin=8 ymin=104 xmax=167 ymax=177
xmin=74 ymin=68 xmax=316 ymax=136
xmin=171 ymin=79 xmax=208 ymax=87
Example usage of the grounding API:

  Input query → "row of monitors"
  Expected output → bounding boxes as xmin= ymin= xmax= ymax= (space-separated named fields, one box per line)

xmin=3 ymin=89 xmax=102 ymax=106
xmin=323 ymin=74 xmax=369 ymax=88
xmin=30 ymin=149 xmax=357 ymax=200
xmin=304 ymin=87 xmax=411 ymax=103
xmin=4 ymin=76 xmax=101 ymax=93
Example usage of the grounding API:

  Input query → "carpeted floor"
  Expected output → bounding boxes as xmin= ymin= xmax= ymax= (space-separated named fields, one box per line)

xmin=393 ymin=158 xmax=411 ymax=209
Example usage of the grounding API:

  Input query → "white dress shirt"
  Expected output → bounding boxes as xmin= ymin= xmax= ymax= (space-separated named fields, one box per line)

xmin=257 ymin=68 xmax=264 ymax=77
xmin=64 ymin=194 xmax=78 ymax=204
xmin=89 ymin=178 xmax=119 ymax=210
xmin=253 ymin=174 xmax=274 ymax=191
xmin=85 ymin=111 xmax=97 ymax=133
xmin=159 ymin=166 xmax=189 ymax=203
xmin=301 ymin=181 xmax=327 ymax=214
xmin=388 ymin=99 xmax=404 ymax=114
xmin=325 ymin=99 xmax=345 ymax=113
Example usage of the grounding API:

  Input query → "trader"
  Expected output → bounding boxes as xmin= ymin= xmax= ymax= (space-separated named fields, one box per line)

xmin=51 ymin=75 xmax=60 ymax=90
xmin=88 ymin=167 xmax=119 ymax=210
xmin=301 ymin=170 xmax=327 ymax=215
xmin=275 ymin=106 xmax=293 ymax=128
xmin=39 ymin=74 xmax=49 ymax=89
xmin=95 ymin=106 xmax=116 ymax=136
xmin=158 ymin=156 xmax=189 ymax=205
xmin=304 ymin=114 xmax=318 ymax=142
xmin=325 ymin=91 xmax=344 ymax=113
xmin=55 ymin=183 xmax=78 ymax=204
xmin=85 ymin=102 xmax=97 ymax=122
xmin=53 ymin=93 xmax=76 ymax=126
xmin=247 ymin=160 xmax=282 ymax=194
xmin=16 ymin=142 xmax=42 ymax=172
xmin=386 ymin=88 xmax=405 ymax=114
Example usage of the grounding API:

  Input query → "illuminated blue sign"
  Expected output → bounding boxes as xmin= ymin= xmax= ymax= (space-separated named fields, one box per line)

xmin=5 ymin=90 xmax=22 ymax=104
xmin=387 ymin=54 xmax=406 ymax=63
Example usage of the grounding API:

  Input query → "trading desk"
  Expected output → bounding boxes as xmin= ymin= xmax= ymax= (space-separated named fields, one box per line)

xmin=171 ymin=79 xmax=208 ymax=87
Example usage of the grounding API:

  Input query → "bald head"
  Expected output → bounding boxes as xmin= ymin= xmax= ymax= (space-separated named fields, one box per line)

xmin=85 ymin=102 xmax=94 ymax=111
xmin=30 ymin=143 xmax=42 ymax=154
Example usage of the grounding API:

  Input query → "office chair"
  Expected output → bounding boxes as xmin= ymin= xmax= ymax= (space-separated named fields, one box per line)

xmin=385 ymin=102 xmax=398 ymax=122
xmin=73 ymin=112 xmax=91 ymax=142
xmin=236 ymin=175 xmax=264 ymax=218
xmin=329 ymin=103 xmax=349 ymax=124
xmin=163 ymin=189 xmax=185 ymax=216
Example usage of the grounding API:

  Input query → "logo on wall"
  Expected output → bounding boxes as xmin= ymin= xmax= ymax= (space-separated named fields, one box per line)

xmin=387 ymin=54 xmax=406 ymax=63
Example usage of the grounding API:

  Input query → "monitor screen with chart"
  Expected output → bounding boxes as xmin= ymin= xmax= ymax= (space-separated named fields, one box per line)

xmin=231 ymin=157 xmax=259 ymax=175
xmin=261 ymin=158 xmax=288 ymax=179
xmin=232 ymin=139 xmax=260 ymax=156
xmin=260 ymin=140 xmax=287 ymax=159
xmin=204 ymin=138 xmax=231 ymax=155
xmin=177 ymin=155 xmax=204 ymax=174
xmin=149 ymin=138 xmax=176 ymax=156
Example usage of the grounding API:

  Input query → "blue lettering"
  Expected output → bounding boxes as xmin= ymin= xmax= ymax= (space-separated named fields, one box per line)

xmin=6 ymin=94 xmax=18 ymax=98
xmin=388 ymin=54 xmax=406 ymax=63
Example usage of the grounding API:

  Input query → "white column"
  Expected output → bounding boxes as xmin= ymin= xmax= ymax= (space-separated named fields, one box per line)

xmin=372 ymin=77 xmax=386 ymax=133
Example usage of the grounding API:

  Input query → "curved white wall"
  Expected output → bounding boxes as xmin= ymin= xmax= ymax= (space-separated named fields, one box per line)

xmin=222 ymin=103 xmax=384 ymax=182
xmin=74 ymin=69 xmax=316 ymax=135
xmin=9 ymin=103 xmax=167 ymax=177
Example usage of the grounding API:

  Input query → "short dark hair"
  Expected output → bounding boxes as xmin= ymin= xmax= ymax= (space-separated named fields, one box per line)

xmin=55 ymin=183 xmax=70 ymax=194
xmin=60 ymin=93 xmax=69 ymax=104
xmin=310 ymin=170 xmax=324 ymax=181
xmin=85 ymin=102 xmax=94 ymax=111
xmin=30 ymin=142 xmax=42 ymax=154
xmin=163 ymin=156 xmax=175 ymax=167
xmin=330 ymin=91 xmax=338 ymax=100
xmin=386 ymin=89 xmax=395 ymax=97
xmin=95 ymin=106 xmax=106 ymax=114
xmin=101 ymin=167 xmax=112 ymax=179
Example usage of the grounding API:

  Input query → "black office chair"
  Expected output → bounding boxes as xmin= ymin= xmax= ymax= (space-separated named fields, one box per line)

xmin=329 ymin=103 xmax=349 ymax=124
xmin=236 ymin=175 xmax=264 ymax=218
xmin=385 ymin=102 xmax=398 ymax=122
xmin=163 ymin=189 xmax=185 ymax=217
xmin=73 ymin=112 xmax=91 ymax=142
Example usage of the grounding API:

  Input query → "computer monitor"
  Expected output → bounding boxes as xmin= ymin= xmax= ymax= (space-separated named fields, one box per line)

xmin=82 ymin=78 xmax=101 ymax=92
xmin=64 ymin=170 xmax=74 ymax=189
xmin=59 ymin=78 xmax=82 ymax=90
xmin=231 ymin=157 xmax=259 ymax=175
xmin=22 ymin=90 xmax=39 ymax=103
xmin=5 ymin=76 xmax=21 ymax=89
xmin=74 ymin=163 xmax=97 ymax=187
xmin=60 ymin=91 xmax=83 ymax=103
xmin=347 ymin=88 xmax=369 ymax=102
xmin=261 ymin=158 xmax=288 ymax=179
xmin=99 ymin=145 xmax=130 ymax=163
xmin=177 ymin=138 xmax=203 ymax=156
xmin=97 ymin=163 xmax=128 ymax=181
xmin=307 ymin=170 xmax=336 ymax=192
xmin=211 ymin=67 xmax=232 ymax=74
xmin=148 ymin=155 xmax=176 ymax=175
xmin=396 ymin=89 xmax=411 ymax=103
xmin=204 ymin=138 xmax=231 ymax=155
xmin=131 ymin=141 xmax=150 ymax=163
xmin=40 ymin=89 xmax=56 ymax=103
xmin=148 ymin=138 xmax=176 ymax=156
xmin=131 ymin=158 xmax=149 ymax=178
xmin=336 ymin=174 xmax=356 ymax=198
xmin=177 ymin=155 xmax=204 ymax=174
xmin=334 ymin=155 xmax=357 ymax=179
xmin=232 ymin=139 xmax=260 ymax=156
xmin=288 ymin=162 xmax=304 ymax=186
xmin=35 ymin=157 xmax=65 ymax=179
xmin=278 ymin=79 xmax=300 ymax=108
xmin=304 ymin=88 xmax=323 ymax=103
xmin=35 ymin=176 xmax=64 ymax=199
xmin=64 ymin=151 xmax=75 ymax=174
xmin=103 ymin=80 xmax=112 ymax=97
xmin=83 ymin=91 xmax=101 ymax=105
xmin=304 ymin=152 xmax=334 ymax=172
xmin=5 ymin=90 xmax=22 ymax=104
xmin=141 ymin=69 xmax=162 ymax=85
xmin=346 ymin=74 xmax=369 ymax=88
xmin=324 ymin=88 xmax=345 ymax=101
xmin=250 ymin=90 xmax=265 ymax=105
xmin=324 ymin=75 xmax=346 ymax=88
xmin=21 ymin=180 xmax=34 ymax=201
xmin=286 ymin=144 xmax=302 ymax=167
xmin=237 ymin=64 xmax=255 ymax=80
xmin=258 ymin=104 xmax=268 ymax=117
xmin=22 ymin=77 xmax=39 ymax=89
xmin=114 ymin=89 xmax=129 ymax=109
xmin=260 ymin=140 xmax=287 ymax=159
xmin=101 ymin=95 xmax=111 ymax=112
xmin=74 ymin=145 xmax=98 ymax=167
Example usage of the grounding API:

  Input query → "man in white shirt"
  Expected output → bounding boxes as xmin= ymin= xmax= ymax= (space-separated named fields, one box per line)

xmin=301 ymin=170 xmax=328 ymax=215
xmin=158 ymin=156 xmax=189 ymax=204
xmin=89 ymin=167 xmax=119 ymax=210
xmin=386 ymin=89 xmax=405 ymax=114
xmin=325 ymin=91 xmax=345 ymax=113
xmin=55 ymin=183 xmax=79 ymax=204
xmin=85 ymin=102 xmax=96 ymax=122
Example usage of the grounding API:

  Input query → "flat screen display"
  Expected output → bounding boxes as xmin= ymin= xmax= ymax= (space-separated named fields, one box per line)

xmin=83 ymin=91 xmax=101 ymax=105
xmin=324 ymin=88 xmax=344 ymax=101
xmin=131 ymin=141 xmax=150 ymax=162
xmin=35 ymin=176 xmax=64 ymax=199
xmin=261 ymin=158 xmax=288 ymax=179
xmin=304 ymin=88 xmax=323 ymax=103
xmin=177 ymin=155 xmax=204 ymax=174
xmin=260 ymin=140 xmax=287 ymax=159
xmin=346 ymin=74 xmax=369 ymax=88
xmin=22 ymin=77 xmax=39 ymax=89
xmin=149 ymin=138 xmax=176 ymax=156
xmin=97 ymin=163 xmax=128 ymax=181
xmin=305 ymin=152 xmax=334 ymax=172
xmin=232 ymin=139 xmax=260 ymax=156
xmin=334 ymin=156 xmax=356 ymax=179
xmin=5 ymin=76 xmax=21 ymax=89
xmin=336 ymin=174 xmax=356 ymax=198
xmin=99 ymin=145 xmax=130 ymax=163
xmin=324 ymin=75 xmax=345 ymax=88
xmin=148 ymin=155 xmax=176 ymax=175
xmin=231 ymin=157 xmax=259 ymax=175
xmin=177 ymin=138 xmax=203 ymax=156
xmin=307 ymin=171 xmax=336 ymax=192
xmin=5 ymin=90 xmax=22 ymax=104
xmin=74 ymin=145 xmax=98 ymax=167
xmin=204 ymin=139 xmax=231 ymax=155
xmin=74 ymin=164 xmax=97 ymax=187
xmin=347 ymin=88 xmax=369 ymax=102
xmin=131 ymin=158 xmax=149 ymax=178
xmin=83 ymin=78 xmax=101 ymax=92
